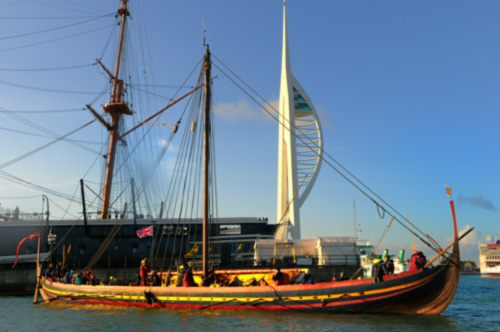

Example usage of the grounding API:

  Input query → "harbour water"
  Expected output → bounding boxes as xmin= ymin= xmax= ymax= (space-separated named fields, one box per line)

xmin=0 ymin=276 xmax=498 ymax=332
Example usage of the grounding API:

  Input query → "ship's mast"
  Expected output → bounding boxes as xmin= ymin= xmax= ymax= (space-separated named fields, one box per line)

xmin=202 ymin=45 xmax=212 ymax=278
xmin=100 ymin=0 xmax=132 ymax=219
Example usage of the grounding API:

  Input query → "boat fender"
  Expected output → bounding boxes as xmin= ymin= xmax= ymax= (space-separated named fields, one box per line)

xmin=144 ymin=291 xmax=158 ymax=305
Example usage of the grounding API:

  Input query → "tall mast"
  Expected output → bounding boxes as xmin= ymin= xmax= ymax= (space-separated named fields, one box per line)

xmin=100 ymin=0 xmax=132 ymax=219
xmin=202 ymin=45 xmax=212 ymax=278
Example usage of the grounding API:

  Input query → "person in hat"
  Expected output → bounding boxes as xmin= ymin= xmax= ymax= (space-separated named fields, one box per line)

xmin=139 ymin=258 xmax=150 ymax=286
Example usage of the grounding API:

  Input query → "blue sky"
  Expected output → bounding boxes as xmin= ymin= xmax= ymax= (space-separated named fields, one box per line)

xmin=0 ymin=0 xmax=498 ymax=262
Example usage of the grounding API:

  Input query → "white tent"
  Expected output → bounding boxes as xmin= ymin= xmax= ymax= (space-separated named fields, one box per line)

xmin=253 ymin=237 xmax=358 ymax=266
xmin=316 ymin=237 xmax=358 ymax=266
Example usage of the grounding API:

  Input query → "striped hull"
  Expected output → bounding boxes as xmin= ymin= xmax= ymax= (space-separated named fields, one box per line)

xmin=39 ymin=244 xmax=459 ymax=315
xmin=480 ymin=273 xmax=500 ymax=278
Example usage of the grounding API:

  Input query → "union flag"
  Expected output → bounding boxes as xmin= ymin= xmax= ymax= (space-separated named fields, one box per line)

xmin=136 ymin=225 xmax=153 ymax=238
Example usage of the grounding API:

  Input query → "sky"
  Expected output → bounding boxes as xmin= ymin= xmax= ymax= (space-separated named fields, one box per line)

xmin=0 ymin=0 xmax=498 ymax=262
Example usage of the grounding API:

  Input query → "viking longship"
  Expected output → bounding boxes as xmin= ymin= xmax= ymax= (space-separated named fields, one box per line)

xmin=36 ymin=0 xmax=470 ymax=314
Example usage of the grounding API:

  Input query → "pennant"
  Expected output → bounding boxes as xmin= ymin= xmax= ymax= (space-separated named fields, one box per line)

xmin=136 ymin=225 xmax=153 ymax=238
xmin=445 ymin=185 xmax=452 ymax=197
xmin=12 ymin=231 xmax=40 ymax=268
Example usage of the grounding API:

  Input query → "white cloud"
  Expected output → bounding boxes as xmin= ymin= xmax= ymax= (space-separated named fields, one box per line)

xmin=484 ymin=234 xmax=498 ymax=244
xmin=445 ymin=224 xmax=482 ymax=262
xmin=214 ymin=100 xmax=275 ymax=123
xmin=458 ymin=224 xmax=481 ymax=245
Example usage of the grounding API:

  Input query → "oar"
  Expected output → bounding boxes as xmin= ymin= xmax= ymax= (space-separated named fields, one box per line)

xmin=423 ymin=227 xmax=474 ymax=269
xmin=33 ymin=236 xmax=41 ymax=304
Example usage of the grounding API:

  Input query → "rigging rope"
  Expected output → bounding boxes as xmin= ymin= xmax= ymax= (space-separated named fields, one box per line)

xmin=0 ymin=119 xmax=99 ymax=170
xmin=0 ymin=25 xmax=115 ymax=53
xmin=0 ymin=14 xmax=113 ymax=41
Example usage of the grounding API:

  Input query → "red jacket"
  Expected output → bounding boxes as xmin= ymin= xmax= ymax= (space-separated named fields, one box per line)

xmin=139 ymin=263 xmax=150 ymax=278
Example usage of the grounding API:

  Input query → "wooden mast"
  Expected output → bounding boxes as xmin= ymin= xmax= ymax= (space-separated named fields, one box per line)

xmin=100 ymin=0 xmax=132 ymax=219
xmin=202 ymin=45 xmax=211 ymax=278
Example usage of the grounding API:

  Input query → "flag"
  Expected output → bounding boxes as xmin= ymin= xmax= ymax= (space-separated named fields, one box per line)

xmin=12 ymin=231 xmax=40 ymax=268
xmin=445 ymin=185 xmax=452 ymax=197
xmin=136 ymin=225 xmax=153 ymax=238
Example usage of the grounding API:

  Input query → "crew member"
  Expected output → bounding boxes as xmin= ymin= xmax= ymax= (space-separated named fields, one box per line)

xmin=139 ymin=258 xmax=150 ymax=286
xmin=372 ymin=258 xmax=385 ymax=283
xmin=409 ymin=251 xmax=427 ymax=271
xmin=383 ymin=255 xmax=395 ymax=275
xmin=272 ymin=267 xmax=284 ymax=286
xmin=297 ymin=268 xmax=314 ymax=284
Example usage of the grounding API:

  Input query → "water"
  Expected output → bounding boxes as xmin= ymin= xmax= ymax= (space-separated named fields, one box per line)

xmin=1 ymin=276 xmax=498 ymax=332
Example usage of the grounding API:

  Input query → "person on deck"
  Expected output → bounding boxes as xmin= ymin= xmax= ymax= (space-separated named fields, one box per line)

xmin=409 ymin=251 xmax=427 ymax=271
xmin=272 ymin=267 xmax=284 ymax=286
xmin=54 ymin=261 xmax=62 ymax=279
xmin=139 ymin=258 xmax=150 ymax=286
xmin=150 ymin=270 xmax=161 ymax=286
xmin=109 ymin=276 xmax=117 ymax=285
xmin=383 ymin=255 xmax=395 ymax=275
xmin=44 ymin=263 xmax=55 ymax=279
xmin=74 ymin=272 xmax=83 ymax=285
xmin=183 ymin=267 xmax=196 ymax=287
xmin=63 ymin=271 xmax=72 ymax=284
xmin=82 ymin=270 xmax=90 ymax=284
xmin=372 ymin=258 xmax=385 ymax=283
xmin=177 ymin=258 xmax=187 ymax=287
xmin=297 ymin=269 xmax=314 ymax=284
xmin=89 ymin=272 xmax=99 ymax=285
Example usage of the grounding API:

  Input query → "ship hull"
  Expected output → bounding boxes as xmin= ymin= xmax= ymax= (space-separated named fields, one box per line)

xmin=1 ymin=217 xmax=276 ymax=269
xmin=39 ymin=243 xmax=460 ymax=315
xmin=478 ymin=242 xmax=500 ymax=278
xmin=480 ymin=272 xmax=500 ymax=278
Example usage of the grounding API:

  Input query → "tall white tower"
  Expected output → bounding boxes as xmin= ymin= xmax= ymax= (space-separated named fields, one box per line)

xmin=276 ymin=1 xmax=323 ymax=240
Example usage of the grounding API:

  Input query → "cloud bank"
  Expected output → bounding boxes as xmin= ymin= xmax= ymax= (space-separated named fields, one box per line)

xmin=214 ymin=100 xmax=276 ymax=123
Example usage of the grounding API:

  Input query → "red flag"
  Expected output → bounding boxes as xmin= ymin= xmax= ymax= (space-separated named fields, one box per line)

xmin=12 ymin=231 xmax=40 ymax=268
xmin=136 ymin=225 xmax=153 ymax=238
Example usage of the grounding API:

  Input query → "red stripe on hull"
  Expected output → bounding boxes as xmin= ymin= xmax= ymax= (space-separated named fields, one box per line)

xmin=480 ymin=274 xmax=500 ymax=278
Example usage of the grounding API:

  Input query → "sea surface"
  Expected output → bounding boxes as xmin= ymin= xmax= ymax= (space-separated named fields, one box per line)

xmin=0 ymin=275 xmax=498 ymax=332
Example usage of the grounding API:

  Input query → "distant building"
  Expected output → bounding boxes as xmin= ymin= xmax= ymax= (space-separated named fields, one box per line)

xmin=460 ymin=260 xmax=479 ymax=273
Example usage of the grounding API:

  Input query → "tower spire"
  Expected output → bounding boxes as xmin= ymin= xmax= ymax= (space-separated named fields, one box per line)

xmin=276 ymin=1 xmax=324 ymax=240
xmin=277 ymin=0 xmax=300 ymax=239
